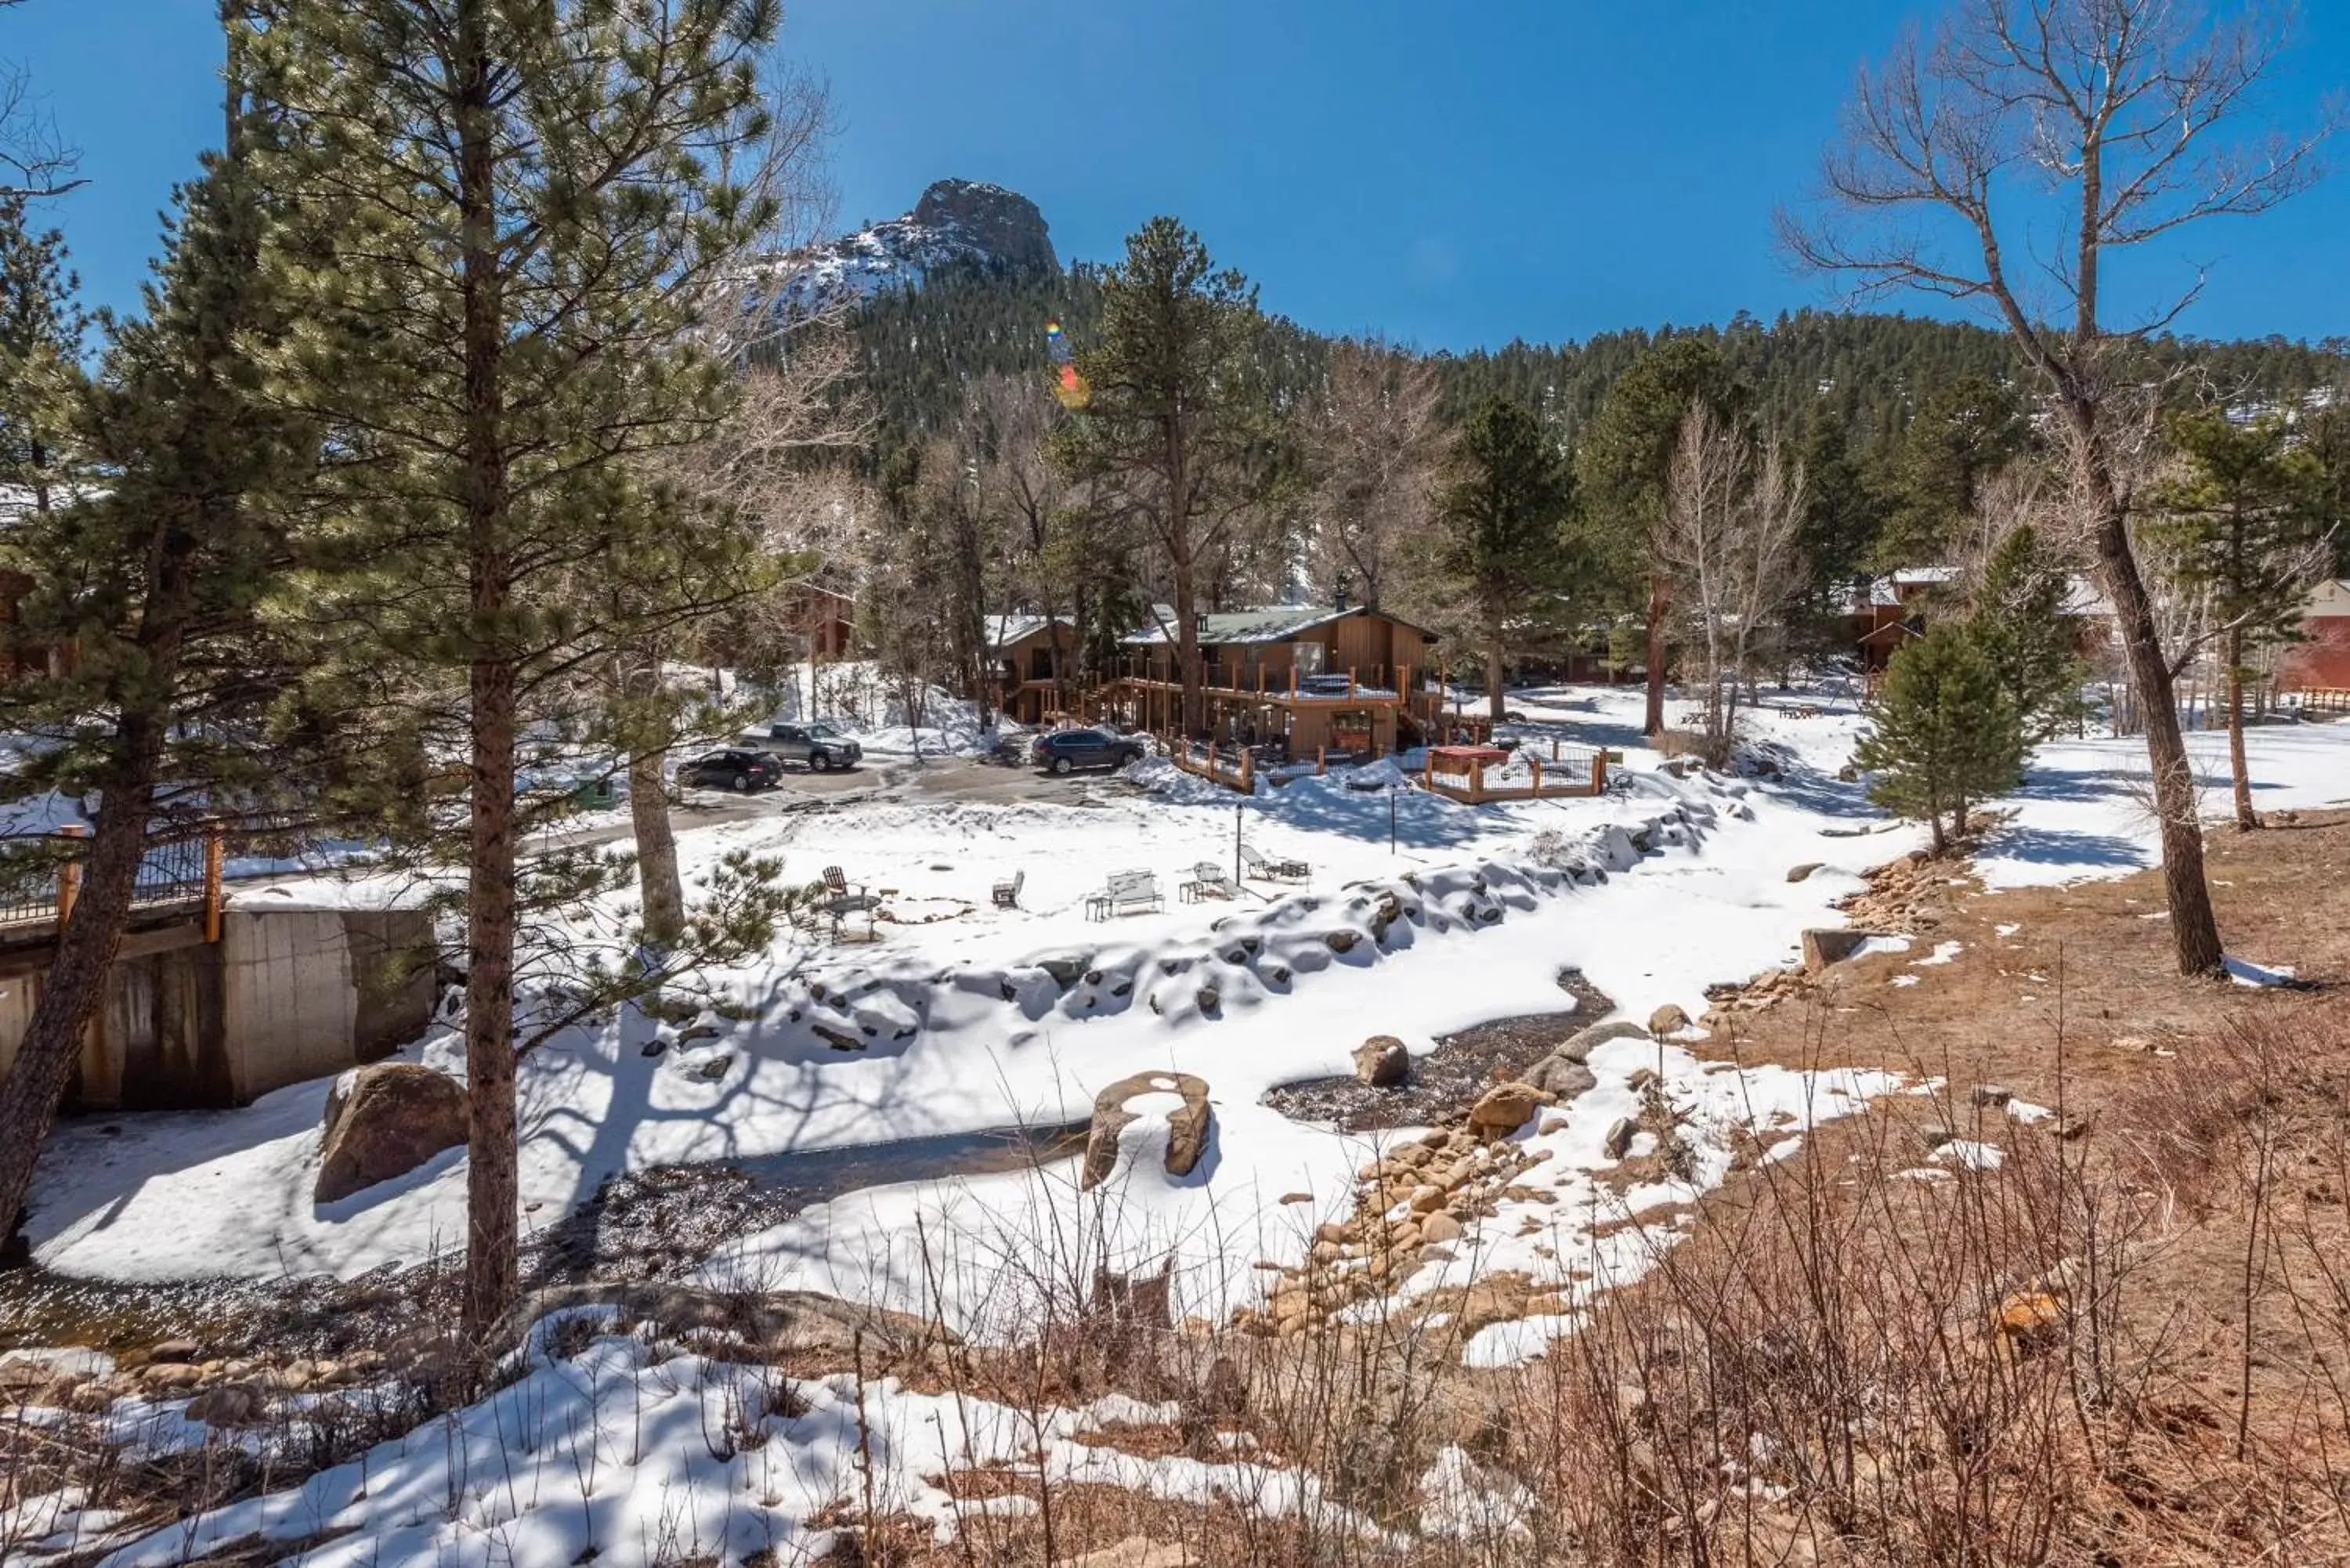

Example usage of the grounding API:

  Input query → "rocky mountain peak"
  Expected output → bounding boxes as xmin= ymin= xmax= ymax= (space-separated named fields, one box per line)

xmin=907 ymin=179 xmax=1057 ymax=276
xmin=761 ymin=178 xmax=1058 ymax=315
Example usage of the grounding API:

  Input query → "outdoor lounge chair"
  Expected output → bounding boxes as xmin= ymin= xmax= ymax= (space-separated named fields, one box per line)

xmin=1086 ymin=869 xmax=1164 ymax=921
xmin=992 ymin=868 xmax=1025 ymax=909
xmin=1181 ymin=860 xmax=1233 ymax=902
xmin=1238 ymin=844 xmax=1309 ymax=883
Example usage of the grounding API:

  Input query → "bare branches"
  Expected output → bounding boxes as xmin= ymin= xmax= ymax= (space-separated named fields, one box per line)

xmin=1657 ymin=405 xmax=1807 ymax=760
xmin=0 ymin=55 xmax=82 ymax=200
xmin=1784 ymin=0 xmax=2334 ymax=367
xmin=1300 ymin=337 xmax=1442 ymax=613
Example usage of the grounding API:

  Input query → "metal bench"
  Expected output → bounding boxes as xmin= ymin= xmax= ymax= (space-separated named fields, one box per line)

xmin=1086 ymin=869 xmax=1164 ymax=921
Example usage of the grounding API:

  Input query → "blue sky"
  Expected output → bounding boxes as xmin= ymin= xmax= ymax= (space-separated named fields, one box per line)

xmin=9 ymin=0 xmax=2345 ymax=350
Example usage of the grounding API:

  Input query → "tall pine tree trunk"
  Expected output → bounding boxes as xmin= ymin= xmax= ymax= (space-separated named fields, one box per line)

xmin=457 ymin=0 xmax=520 ymax=1341
xmin=2087 ymin=479 xmax=2224 ymax=974
xmin=1484 ymin=620 xmax=1506 ymax=722
xmin=631 ymin=748 xmax=683 ymax=944
xmin=2225 ymin=624 xmax=2255 ymax=831
xmin=1643 ymin=575 xmax=1668 ymax=736
xmin=1174 ymin=569 xmax=1202 ymax=738
xmin=461 ymin=654 xmax=521 ymax=1342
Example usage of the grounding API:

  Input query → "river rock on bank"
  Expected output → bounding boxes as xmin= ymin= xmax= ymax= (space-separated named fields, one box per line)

xmin=1352 ymin=1036 xmax=1411 ymax=1087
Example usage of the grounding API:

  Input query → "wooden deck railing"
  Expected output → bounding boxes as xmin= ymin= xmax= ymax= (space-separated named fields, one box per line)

xmin=0 ymin=825 xmax=230 ymax=938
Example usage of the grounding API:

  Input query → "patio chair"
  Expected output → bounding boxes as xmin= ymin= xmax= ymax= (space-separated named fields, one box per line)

xmin=821 ymin=864 xmax=881 ymax=940
xmin=1181 ymin=860 xmax=1233 ymax=902
xmin=992 ymin=868 xmax=1025 ymax=909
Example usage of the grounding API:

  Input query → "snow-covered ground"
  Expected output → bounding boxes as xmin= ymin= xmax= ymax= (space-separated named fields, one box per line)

xmin=1970 ymin=719 xmax=2350 ymax=888
xmin=13 ymin=685 xmax=2350 ymax=1567
xmin=20 ymin=685 xmax=2350 ymax=1321
xmin=22 ymin=685 xmax=1909 ymax=1289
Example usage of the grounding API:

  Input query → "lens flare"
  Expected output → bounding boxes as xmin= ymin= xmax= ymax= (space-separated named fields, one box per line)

xmin=1046 ymin=319 xmax=1087 ymax=407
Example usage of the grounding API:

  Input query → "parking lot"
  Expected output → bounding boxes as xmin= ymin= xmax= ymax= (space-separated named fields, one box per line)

xmin=663 ymin=752 xmax=1137 ymax=818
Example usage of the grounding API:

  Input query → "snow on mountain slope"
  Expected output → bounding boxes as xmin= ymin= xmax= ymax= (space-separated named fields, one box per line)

xmin=754 ymin=178 xmax=1058 ymax=315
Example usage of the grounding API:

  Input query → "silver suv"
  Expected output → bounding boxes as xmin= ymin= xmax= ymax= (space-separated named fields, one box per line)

xmin=757 ymin=721 xmax=862 ymax=772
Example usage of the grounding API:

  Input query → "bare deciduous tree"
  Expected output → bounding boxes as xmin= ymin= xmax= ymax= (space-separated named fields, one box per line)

xmin=1658 ymin=405 xmax=1808 ymax=764
xmin=1302 ymin=337 xmax=1442 ymax=612
xmin=1783 ymin=0 xmax=2334 ymax=976
xmin=0 ymin=24 xmax=82 ymax=201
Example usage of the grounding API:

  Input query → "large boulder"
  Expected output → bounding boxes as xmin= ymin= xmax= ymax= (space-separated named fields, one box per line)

xmin=1352 ymin=1035 xmax=1411 ymax=1088
xmin=1524 ymin=1055 xmax=1598 ymax=1100
xmin=1802 ymin=927 xmax=1893 ymax=971
xmin=315 ymin=1062 xmax=468 ymax=1204
xmin=1080 ymin=1071 xmax=1213 ymax=1190
xmin=1467 ymin=1082 xmax=1548 ymax=1141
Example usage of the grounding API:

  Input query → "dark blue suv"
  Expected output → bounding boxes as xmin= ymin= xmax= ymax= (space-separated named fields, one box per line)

xmin=1031 ymin=728 xmax=1145 ymax=775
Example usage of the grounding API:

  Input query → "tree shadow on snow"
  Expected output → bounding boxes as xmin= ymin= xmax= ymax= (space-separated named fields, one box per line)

xmin=1977 ymin=823 xmax=2146 ymax=873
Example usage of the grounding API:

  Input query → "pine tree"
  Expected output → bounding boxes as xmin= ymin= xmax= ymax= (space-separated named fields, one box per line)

xmin=1575 ymin=339 xmax=1745 ymax=734
xmin=0 ymin=98 xmax=328 ymax=1235
xmin=1435 ymin=396 xmax=1575 ymax=720
xmin=0 ymin=194 xmax=82 ymax=534
xmin=1853 ymin=622 xmax=2024 ymax=852
xmin=2151 ymin=412 xmax=2328 ymax=829
xmin=1876 ymin=377 xmax=2029 ymax=569
xmin=247 ymin=0 xmax=791 ymax=1339
xmin=2305 ymin=403 xmax=2350 ymax=576
xmin=1059 ymin=217 xmax=1282 ymax=735
xmin=1790 ymin=411 xmax=1885 ymax=656
xmin=1968 ymin=523 xmax=2087 ymax=743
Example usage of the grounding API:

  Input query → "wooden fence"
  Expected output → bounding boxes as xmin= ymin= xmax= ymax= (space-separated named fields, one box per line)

xmin=1169 ymin=741 xmax=1255 ymax=792
xmin=1422 ymin=741 xmax=1608 ymax=804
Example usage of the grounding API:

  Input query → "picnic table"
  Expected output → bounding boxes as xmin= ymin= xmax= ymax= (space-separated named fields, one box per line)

xmin=1429 ymin=744 xmax=1509 ymax=767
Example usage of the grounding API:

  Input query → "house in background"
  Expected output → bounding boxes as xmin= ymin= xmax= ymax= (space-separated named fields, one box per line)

xmin=1845 ymin=567 xmax=1958 ymax=671
xmin=2280 ymin=579 xmax=2350 ymax=690
xmin=776 ymin=581 xmax=857 ymax=661
xmin=984 ymin=612 xmax=1079 ymax=725
xmin=1106 ymin=599 xmax=1475 ymax=758
xmin=1846 ymin=567 xmax=2116 ymax=674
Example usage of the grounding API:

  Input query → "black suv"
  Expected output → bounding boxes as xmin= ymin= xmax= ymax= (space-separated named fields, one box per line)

xmin=677 ymin=747 xmax=783 ymax=793
xmin=758 ymin=721 xmax=863 ymax=772
xmin=1032 ymin=728 xmax=1145 ymax=775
